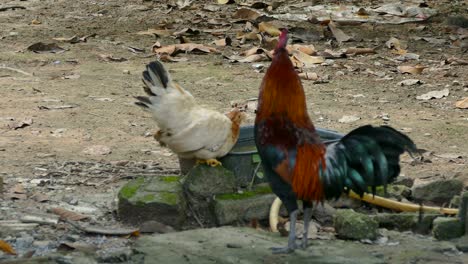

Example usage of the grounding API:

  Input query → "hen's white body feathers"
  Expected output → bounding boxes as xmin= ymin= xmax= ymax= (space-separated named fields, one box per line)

xmin=136 ymin=61 xmax=239 ymax=160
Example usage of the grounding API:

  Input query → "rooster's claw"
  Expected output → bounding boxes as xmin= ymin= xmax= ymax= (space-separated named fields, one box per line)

xmin=270 ymin=245 xmax=296 ymax=254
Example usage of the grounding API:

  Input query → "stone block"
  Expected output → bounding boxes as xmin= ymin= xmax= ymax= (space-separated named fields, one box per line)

xmin=118 ymin=176 xmax=185 ymax=228
xmin=213 ymin=185 xmax=274 ymax=225
xmin=334 ymin=209 xmax=378 ymax=240
xmin=432 ymin=217 xmax=464 ymax=240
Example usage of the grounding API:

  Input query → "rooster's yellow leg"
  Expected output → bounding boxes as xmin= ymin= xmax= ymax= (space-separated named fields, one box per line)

xmin=196 ymin=159 xmax=222 ymax=167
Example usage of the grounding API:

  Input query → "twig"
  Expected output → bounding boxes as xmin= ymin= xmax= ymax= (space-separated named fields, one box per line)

xmin=347 ymin=191 xmax=459 ymax=215
xmin=0 ymin=6 xmax=26 ymax=12
xmin=187 ymin=203 xmax=204 ymax=228
xmin=248 ymin=160 xmax=262 ymax=191
xmin=66 ymin=219 xmax=139 ymax=236
xmin=0 ymin=65 xmax=32 ymax=76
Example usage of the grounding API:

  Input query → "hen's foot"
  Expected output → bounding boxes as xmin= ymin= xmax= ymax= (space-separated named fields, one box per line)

xmin=196 ymin=159 xmax=222 ymax=167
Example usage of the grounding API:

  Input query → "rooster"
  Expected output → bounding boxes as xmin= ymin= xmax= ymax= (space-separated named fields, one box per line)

xmin=254 ymin=29 xmax=417 ymax=253
xmin=135 ymin=61 xmax=245 ymax=166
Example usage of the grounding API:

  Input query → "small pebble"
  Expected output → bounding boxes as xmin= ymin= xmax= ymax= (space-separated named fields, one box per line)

xmin=226 ymin=243 xmax=242 ymax=249
xmin=123 ymin=70 xmax=130 ymax=74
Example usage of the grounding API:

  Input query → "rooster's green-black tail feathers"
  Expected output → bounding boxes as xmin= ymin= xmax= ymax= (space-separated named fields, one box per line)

xmin=320 ymin=125 xmax=416 ymax=199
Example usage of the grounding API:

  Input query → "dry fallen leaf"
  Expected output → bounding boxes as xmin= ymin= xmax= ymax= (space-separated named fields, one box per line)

xmin=213 ymin=37 xmax=232 ymax=47
xmin=38 ymin=105 xmax=78 ymax=110
xmin=177 ymin=0 xmax=194 ymax=9
xmin=398 ymin=79 xmax=423 ymax=86
xmin=241 ymin=47 xmax=269 ymax=57
xmin=397 ymin=65 xmax=426 ymax=75
xmin=31 ymin=192 xmax=50 ymax=202
xmin=173 ymin=28 xmax=200 ymax=37
xmin=159 ymin=54 xmax=189 ymax=63
xmin=445 ymin=56 xmax=468 ymax=65
xmin=338 ymin=115 xmax=361 ymax=123
xmin=58 ymin=242 xmax=97 ymax=253
xmin=258 ymin=22 xmax=281 ymax=36
xmin=62 ymin=73 xmax=81 ymax=80
xmin=455 ymin=97 xmax=468 ymax=109
xmin=385 ymin=37 xmax=407 ymax=54
xmin=136 ymin=29 xmax=173 ymax=37
xmin=327 ymin=21 xmax=352 ymax=43
xmin=298 ymin=72 xmax=319 ymax=80
xmin=0 ymin=240 xmax=16 ymax=255
xmin=290 ymin=50 xmax=325 ymax=68
xmin=50 ymin=207 xmax=90 ymax=221
xmin=344 ymin=47 xmax=376 ymax=55
xmin=240 ymin=54 xmax=268 ymax=63
xmin=53 ymin=36 xmax=81 ymax=44
xmin=153 ymin=43 xmax=218 ymax=56
xmin=99 ymin=54 xmax=127 ymax=62
xmin=27 ymin=42 xmax=66 ymax=53
xmin=82 ymin=145 xmax=112 ymax=155
xmin=287 ymin=44 xmax=316 ymax=55
xmin=232 ymin=8 xmax=262 ymax=20
xmin=416 ymin=88 xmax=449 ymax=100
xmin=7 ymin=118 xmax=33 ymax=130
xmin=236 ymin=31 xmax=261 ymax=42
xmin=12 ymin=184 xmax=26 ymax=194
xmin=356 ymin=8 xmax=369 ymax=17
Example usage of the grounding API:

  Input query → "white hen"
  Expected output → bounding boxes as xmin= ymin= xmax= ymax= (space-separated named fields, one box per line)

xmin=135 ymin=61 xmax=244 ymax=166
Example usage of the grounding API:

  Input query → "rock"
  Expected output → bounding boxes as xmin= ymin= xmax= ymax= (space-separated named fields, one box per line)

xmin=459 ymin=191 xmax=468 ymax=235
xmin=372 ymin=213 xmax=440 ymax=234
xmin=432 ymin=217 xmax=464 ymax=240
xmin=375 ymin=185 xmax=411 ymax=201
xmin=118 ymin=176 xmax=185 ymax=228
xmin=133 ymin=227 xmax=467 ymax=263
xmin=139 ymin=220 xmax=175 ymax=234
xmin=412 ymin=179 xmax=463 ymax=204
xmin=133 ymin=227 xmax=384 ymax=263
xmin=15 ymin=232 xmax=35 ymax=251
xmin=312 ymin=202 xmax=336 ymax=225
xmin=449 ymin=195 xmax=461 ymax=208
xmin=393 ymin=176 xmax=414 ymax=187
xmin=213 ymin=185 xmax=275 ymax=225
xmin=334 ymin=209 xmax=378 ymax=240
xmin=184 ymin=165 xmax=236 ymax=198
xmin=183 ymin=165 xmax=236 ymax=226
xmin=328 ymin=195 xmax=362 ymax=209
xmin=454 ymin=236 xmax=468 ymax=253
xmin=97 ymin=247 xmax=133 ymax=263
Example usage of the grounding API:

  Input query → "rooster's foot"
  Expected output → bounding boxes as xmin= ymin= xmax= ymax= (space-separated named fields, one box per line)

xmin=196 ymin=159 xmax=222 ymax=167
xmin=270 ymin=244 xmax=297 ymax=254
xmin=271 ymin=209 xmax=299 ymax=254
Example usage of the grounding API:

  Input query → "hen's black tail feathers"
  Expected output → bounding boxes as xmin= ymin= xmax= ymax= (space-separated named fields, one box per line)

xmin=321 ymin=125 xmax=417 ymax=200
xmin=135 ymin=61 xmax=170 ymax=108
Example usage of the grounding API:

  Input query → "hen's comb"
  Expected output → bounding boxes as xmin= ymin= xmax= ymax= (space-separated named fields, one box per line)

xmin=276 ymin=29 xmax=288 ymax=50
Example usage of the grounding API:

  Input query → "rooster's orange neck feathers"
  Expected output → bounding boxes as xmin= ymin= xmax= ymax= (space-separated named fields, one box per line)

xmin=256 ymin=30 xmax=311 ymax=128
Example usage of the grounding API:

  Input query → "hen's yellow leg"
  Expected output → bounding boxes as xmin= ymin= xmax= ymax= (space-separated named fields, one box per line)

xmin=196 ymin=159 xmax=222 ymax=167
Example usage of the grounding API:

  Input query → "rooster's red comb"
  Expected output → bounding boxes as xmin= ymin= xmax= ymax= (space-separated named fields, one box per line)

xmin=276 ymin=29 xmax=288 ymax=50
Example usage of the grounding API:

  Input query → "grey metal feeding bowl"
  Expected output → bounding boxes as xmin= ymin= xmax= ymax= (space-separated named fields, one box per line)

xmin=179 ymin=125 xmax=343 ymax=187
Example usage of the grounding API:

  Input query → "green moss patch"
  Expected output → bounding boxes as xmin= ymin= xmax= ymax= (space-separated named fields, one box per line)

xmin=217 ymin=185 xmax=272 ymax=200
xmin=119 ymin=177 xmax=145 ymax=200
xmin=162 ymin=176 xmax=180 ymax=183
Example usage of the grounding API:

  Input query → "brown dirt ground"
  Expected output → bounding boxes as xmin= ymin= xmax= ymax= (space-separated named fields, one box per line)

xmin=0 ymin=1 xmax=466 ymax=207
